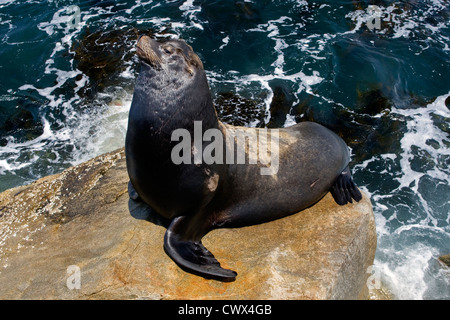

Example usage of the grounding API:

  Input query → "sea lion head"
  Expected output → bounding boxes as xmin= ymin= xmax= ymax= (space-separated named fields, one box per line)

xmin=136 ymin=35 xmax=204 ymax=78
xmin=131 ymin=36 xmax=217 ymax=131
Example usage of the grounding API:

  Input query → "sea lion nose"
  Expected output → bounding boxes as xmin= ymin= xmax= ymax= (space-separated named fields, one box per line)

xmin=137 ymin=35 xmax=152 ymax=48
xmin=136 ymin=35 xmax=162 ymax=67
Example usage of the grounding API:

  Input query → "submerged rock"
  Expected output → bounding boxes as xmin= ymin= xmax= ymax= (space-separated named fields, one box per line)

xmin=72 ymin=27 xmax=150 ymax=99
xmin=0 ymin=148 xmax=376 ymax=300
xmin=214 ymin=92 xmax=266 ymax=127
xmin=266 ymin=82 xmax=295 ymax=129
xmin=0 ymin=102 xmax=43 ymax=145
xmin=294 ymin=88 xmax=405 ymax=164
xmin=438 ymin=254 xmax=450 ymax=268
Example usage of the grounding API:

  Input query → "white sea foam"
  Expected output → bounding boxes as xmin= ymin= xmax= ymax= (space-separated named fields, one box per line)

xmin=0 ymin=117 xmax=53 ymax=174
xmin=283 ymin=115 xmax=297 ymax=128
xmin=219 ymin=35 xmax=229 ymax=50
xmin=71 ymin=99 xmax=131 ymax=165
xmin=359 ymin=92 xmax=450 ymax=299
xmin=395 ymin=92 xmax=450 ymax=191
xmin=0 ymin=0 xmax=15 ymax=6
xmin=375 ymin=224 xmax=450 ymax=299
xmin=225 ymin=70 xmax=323 ymax=125
xmin=378 ymin=242 xmax=436 ymax=299
xmin=179 ymin=0 xmax=203 ymax=31
xmin=250 ymin=16 xmax=295 ymax=76
xmin=38 ymin=6 xmax=83 ymax=36
xmin=125 ymin=0 xmax=154 ymax=14
xmin=345 ymin=0 xmax=450 ymax=47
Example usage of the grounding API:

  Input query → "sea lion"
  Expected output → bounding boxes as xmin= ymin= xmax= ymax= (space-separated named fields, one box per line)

xmin=125 ymin=36 xmax=362 ymax=281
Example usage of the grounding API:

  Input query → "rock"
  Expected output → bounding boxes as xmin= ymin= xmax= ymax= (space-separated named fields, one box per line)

xmin=368 ymin=286 xmax=394 ymax=300
xmin=266 ymin=82 xmax=295 ymax=129
xmin=214 ymin=92 xmax=266 ymax=127
xmin=0 ymin=148 xmax=376 ymax=300
xmin=0 ymin=103 xmax=43 ymax=145
xmin=438 ymin=254 xmax=450 ymax=268
xmin=294 ymin=88 xmax=405 ymax=164
xmin=71 ymin=27 xmax=151 ymax=99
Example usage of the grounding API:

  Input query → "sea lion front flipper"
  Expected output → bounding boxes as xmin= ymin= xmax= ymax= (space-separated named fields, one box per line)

xmin=128 ymin=181 xmax=141 ymax=201
xmin=330 ymin=165 xmax=362 ymax=205
xmin=164 ymin=216 xmax=237 ymax=282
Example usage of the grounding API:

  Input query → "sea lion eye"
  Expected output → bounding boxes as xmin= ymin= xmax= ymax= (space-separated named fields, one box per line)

xmin=162 ymin=45 xmax=174 ymax=54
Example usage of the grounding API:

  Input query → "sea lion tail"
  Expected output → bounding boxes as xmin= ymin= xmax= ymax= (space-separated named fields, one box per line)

xmin=330 ymin=165 xmax=362 ymax=205
xmin=164 ymin=216 xmax=237 ymax=282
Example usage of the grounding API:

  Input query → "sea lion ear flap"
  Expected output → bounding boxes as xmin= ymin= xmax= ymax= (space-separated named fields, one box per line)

xmin=186 ymin=46 xmax=203 ymax=70
xmin=190 ymin=53 xmax=204 ymax=70
xmin=184 ymin=66 xmax=194 ymax=76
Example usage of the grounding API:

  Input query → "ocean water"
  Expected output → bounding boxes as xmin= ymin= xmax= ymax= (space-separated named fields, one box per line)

xmin=0 ymin=0 xmax=449 ymax=299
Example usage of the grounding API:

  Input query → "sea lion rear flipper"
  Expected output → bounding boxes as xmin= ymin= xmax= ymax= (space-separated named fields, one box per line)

xmin=164 ymin=216 xmax=237 ymax=282
xmin=330 ymin=165 xmax=362 ymax=205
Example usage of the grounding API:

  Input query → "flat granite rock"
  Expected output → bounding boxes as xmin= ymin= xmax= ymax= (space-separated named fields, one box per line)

xmin=0 ymin=148 xmax=376 ymax=300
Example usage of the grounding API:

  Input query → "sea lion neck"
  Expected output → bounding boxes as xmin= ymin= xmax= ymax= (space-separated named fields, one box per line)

xmin=130 ymin=59 xmax=219 ymax=135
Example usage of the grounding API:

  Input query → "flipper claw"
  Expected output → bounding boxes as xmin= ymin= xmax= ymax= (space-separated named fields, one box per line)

xmin=330 ymin=165 xmax=362 ymax=206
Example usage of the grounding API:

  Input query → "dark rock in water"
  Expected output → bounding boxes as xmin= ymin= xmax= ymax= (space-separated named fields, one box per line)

xmin=348 ymin=113 xmax=404 ymax=163
xmin=0 ymin=102 xmax=43 ymax=144
xmin=3 ymin=108 xmax=35 ymax=132
xmin=235 ymin=1 xmax=260 ymax=21
xmin=199 ymin=0 xmax=262 ymax=31
xmin=266 ymin=82 xmax=295 ymax=128
xmin=72 ymin=27 xmax=152 ymax=98
xmin=431 ymin=113 xmax=450 ymax=134
xmin=350 ymin=1 xmax=448 ymax=39
xmin=356 ymin=88 xmax=392 ymax=116
xmin=294 ymin=88 xmax=405 ymax=163
xmin=410 ymin=146 xmax=436 ymax=173
xmin=445 ymin=96 xmax=450 ymax=110
xmin=439 ymin=254 xmax=450 ymax=268
xmin=214 ymin=92 xmax=266 ymax=127
xmin=425 ymin=139 xmax=440 ymax=150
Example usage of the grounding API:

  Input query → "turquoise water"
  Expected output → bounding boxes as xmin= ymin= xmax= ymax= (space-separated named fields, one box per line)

xmin=0 ymin=0 xmax=449 ymax=299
